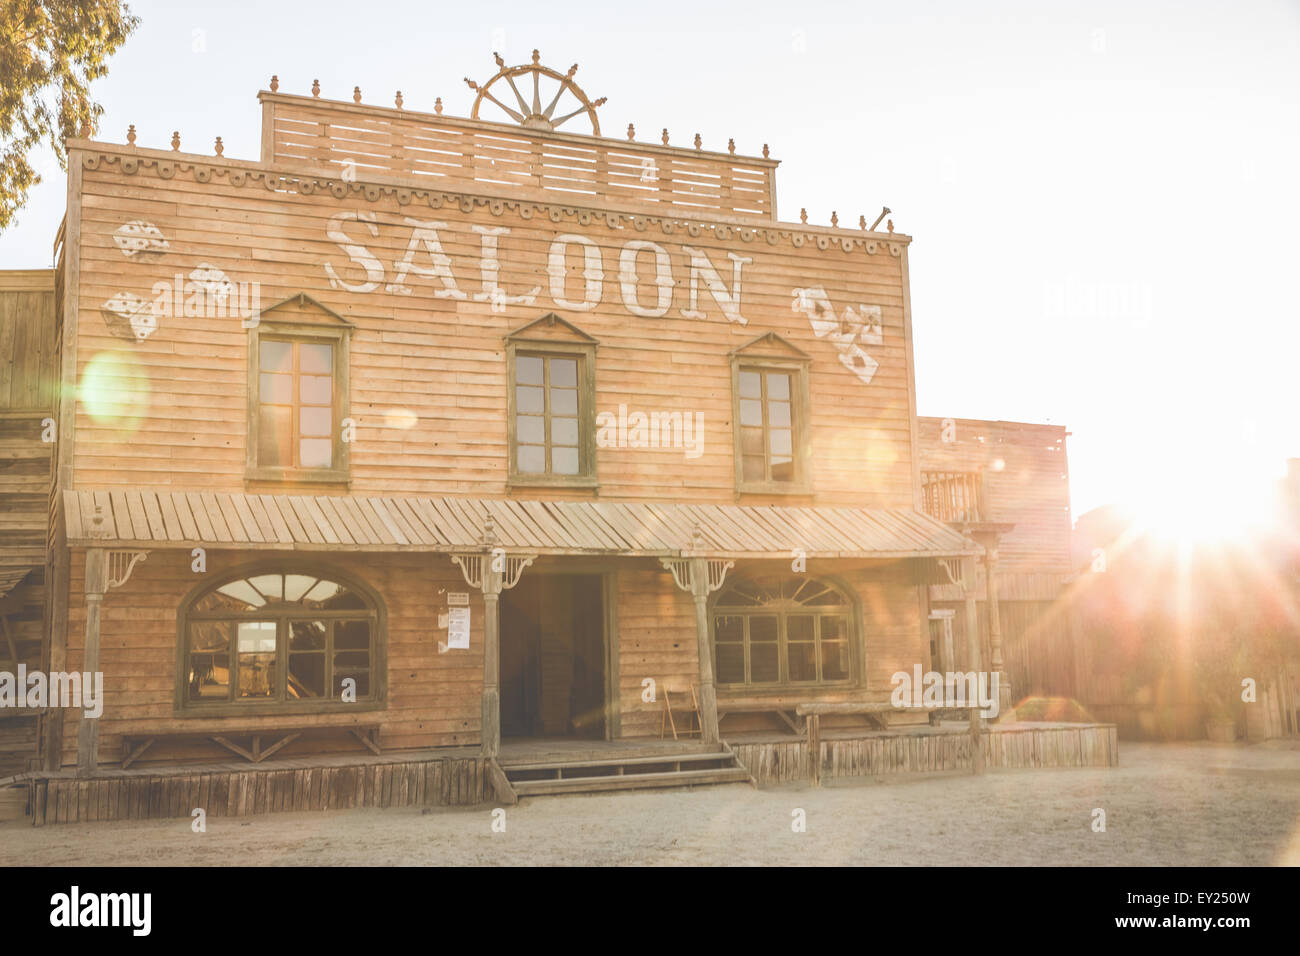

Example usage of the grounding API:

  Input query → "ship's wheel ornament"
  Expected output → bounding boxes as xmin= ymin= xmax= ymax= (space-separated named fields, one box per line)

xmin=465 ymin=49 xmax=607 ymax=135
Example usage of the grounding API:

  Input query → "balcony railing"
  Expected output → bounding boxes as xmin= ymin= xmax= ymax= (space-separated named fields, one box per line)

xmin=921 ymin=470 xmax=986 ymax=524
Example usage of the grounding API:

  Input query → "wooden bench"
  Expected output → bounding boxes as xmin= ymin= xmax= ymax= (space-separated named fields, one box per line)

xmin=120 ymin=723 xmax=382 ymax=769
xmin=716 ymin=700 xmax=807 ymax=735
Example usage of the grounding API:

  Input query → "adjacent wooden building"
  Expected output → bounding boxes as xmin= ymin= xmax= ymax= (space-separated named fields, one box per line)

xmin=5 ymin=54 xmax=1113 ymax=818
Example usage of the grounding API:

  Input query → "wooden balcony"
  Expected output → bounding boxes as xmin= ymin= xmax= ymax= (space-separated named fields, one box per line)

xmin=921 ymin=470 xmax=986 ymax=524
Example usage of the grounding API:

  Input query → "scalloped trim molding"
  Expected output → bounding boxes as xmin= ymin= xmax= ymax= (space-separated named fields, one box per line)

xmin=81 ymin=152 xmax=905 ymax=258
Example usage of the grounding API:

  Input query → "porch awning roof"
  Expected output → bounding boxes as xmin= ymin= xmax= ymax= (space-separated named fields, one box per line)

xmin=61 ymin=490 xmax=979 ymax=560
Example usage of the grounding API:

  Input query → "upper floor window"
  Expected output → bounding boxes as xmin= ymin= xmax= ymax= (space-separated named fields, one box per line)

xmin=729 ymin=333 xmax=812 ymax=494
xmin=505 ymin=314 xmax=598 ymax=488
xmin=179 ymin=566 xmax=385 ymax=715
xmin=246 ymin=294 xmax=352 ymax=484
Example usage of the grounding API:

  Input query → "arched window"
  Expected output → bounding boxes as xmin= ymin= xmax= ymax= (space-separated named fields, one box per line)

xmin=710 ymin=574 xmax=857 ymax=689
xmin=178 ymin=567 xmax=384 ymax=713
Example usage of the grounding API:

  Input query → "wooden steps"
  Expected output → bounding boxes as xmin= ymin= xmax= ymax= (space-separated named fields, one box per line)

xmin=497 ymin=746 xmax=754 ymax=800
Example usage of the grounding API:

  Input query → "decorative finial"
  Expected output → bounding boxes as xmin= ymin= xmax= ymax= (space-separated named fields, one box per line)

xmin=627 ymin=123 xmax=635 ymax=140
xmin=395 ymin=91 xmax=403 ymax=108
xmin=91 ymin=504 xmax=105 ymax=537
xmin=214 ymin=136 xmax=223 ymax=156
xmin=593 ymin=96 xmax=607 ymax=108
xmin=728 ymin=138 xmax=735 ymax=154
xmin=831 ymin=211 xmax=838 ymax=227
xmin=762 ymin=143 xmax=769 ymax=158
xmin=887 ymin=219 xmax=894 ymax=233
xmin=567 ymin=63 xmax=579 ymax=77
xmin=126 ymin=124 xmax=136 ymax=145
xmin=311 ymin=79 xmax=321 ymax=97
xmin=353 ymin=86 xmax=362 ymax=103
xmin=691 ymin=523 xmax=704 ymax=551
xmin=531 ymin=49 xmax=540 ymax=65
xmin=171 ymin=131 xmax=180 ymax=151
xmin=694 ymin=133 xmax=702 ymax=150
xmin=481 ymin=510 xmax=498 ymax=547
xmin=859 ymin=214 xmax=866 ymax=229
xmin=800 ymin=208 xmax=808 ymax=224
xmin=662 ymin=128 xmax=669 ymax=145
xmin=434 ymin=97 xmax=443 ymax=114
xmin=270 ymin=74 xmax=279 ymax=92
xmin=494 ymin=51 xmax=505 ymax=68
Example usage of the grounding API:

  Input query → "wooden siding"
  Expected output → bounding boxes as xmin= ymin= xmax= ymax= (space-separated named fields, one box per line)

xmin=68 ymin=143 xmax=915 ymax=508
xmin=918 ymin=417 xmax=1072 ymax=573
xmin=264 ymin=93 xmax=779 ymax=222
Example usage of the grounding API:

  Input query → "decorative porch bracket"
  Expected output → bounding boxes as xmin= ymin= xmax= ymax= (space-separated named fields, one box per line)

xmin=659 ymin=556 xmax=734 ymax=745
xmin=449 ymin=549 xmax=537 ymax=758
xmin=77 ymin=548 xmax=150 ymax=777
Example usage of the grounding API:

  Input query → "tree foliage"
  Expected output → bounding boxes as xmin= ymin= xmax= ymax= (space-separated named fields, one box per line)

xmin=0 ymin=0 xmax=139 ymax=231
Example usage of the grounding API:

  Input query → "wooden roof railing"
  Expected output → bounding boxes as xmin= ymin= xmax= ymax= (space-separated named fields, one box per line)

xmin=920 ymin=469 xmax=987 ymax=524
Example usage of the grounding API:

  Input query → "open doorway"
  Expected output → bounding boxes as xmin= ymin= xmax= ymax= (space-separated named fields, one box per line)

xmin=500 ymin=573 xmax=606 ymax=740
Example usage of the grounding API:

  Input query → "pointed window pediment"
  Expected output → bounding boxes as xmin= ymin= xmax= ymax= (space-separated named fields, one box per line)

xmin=728 ymin=331 xmax=811 ymax=362
xmin=505 ymin=312 xmax=598 ymax=346
xmin=257 ymin=292 xmax=354 ymax=329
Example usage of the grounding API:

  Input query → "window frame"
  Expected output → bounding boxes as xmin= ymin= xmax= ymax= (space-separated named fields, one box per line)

xmin=729 ymin=354 xmax=812 ymax=495
xmin=505 ymin=336 xmax=597 ymax=490
xmin=710 ymin=575 xmax=860 ymax=693
xmin=246 ymin=316 xmax=351 ymax=484
xmin=175 ymin=564 xmax=386 ymax=717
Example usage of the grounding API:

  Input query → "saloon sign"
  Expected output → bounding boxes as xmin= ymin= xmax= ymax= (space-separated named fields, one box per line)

xmin=322 ymin=211 xmax=752 ymax=325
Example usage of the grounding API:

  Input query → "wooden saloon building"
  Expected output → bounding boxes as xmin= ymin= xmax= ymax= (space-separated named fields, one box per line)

xmin=4 ymin=53 xmax=1115 ymax=821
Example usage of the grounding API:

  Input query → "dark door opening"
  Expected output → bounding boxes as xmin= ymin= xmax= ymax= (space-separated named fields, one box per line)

xmin=500 ymin=573 xmax=606 ymax=739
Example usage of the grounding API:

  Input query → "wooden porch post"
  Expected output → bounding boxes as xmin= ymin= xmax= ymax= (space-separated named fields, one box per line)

xmin=688 ymin=557 xmax=721 ymax=745
xmin=481 ymin=563 xmax=502 ymax=760
xmin=982 ymin=542 xmax=1013 ymax=721
xmin=961 ymin=556 xmax=985 ymax=775
xmin=76 ymin=547 xmax=108 ymax=777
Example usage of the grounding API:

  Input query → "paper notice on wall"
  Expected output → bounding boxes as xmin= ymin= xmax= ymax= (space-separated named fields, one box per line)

xmin=447 ymin=592 xmax=469 ymax=606
xmin=447 ymin=607 xmax=471 ymax=649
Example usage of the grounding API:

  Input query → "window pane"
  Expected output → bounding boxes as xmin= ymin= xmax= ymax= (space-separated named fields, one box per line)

xmin=517 ymin=444 xmax=545 ymax=473
xmin=771 ymin=456 xmax=795 ymax=482
xmin=740 ymin=427 xmax=764 ymax=455
xmin=788 ymin=641 xmax=817 ymax=682
xmin=822 ymin=642 xmax=850 ymax=681
xmin=552 ymin=446 xmax=579 ymax=475
xmin=188 ymin=622 xmax=231 ymax=701
xmin=236 ymin=622 xmax=277 ymax=698
xmin=248 ymin=574 xmax=283 ymax=601
xmin=742 ymin=455 xmax=765 ymax=482
xmin=260 ymin=372 xmax=292 ymax=403
xmin=750 ymin=643 xmax=779 ymax=683
xmin=335 ymin=620 xmax=371 ymax=651
xmin=714 ymin=615 xmax=743 ymax=643
xmin=300 ymin=406 xmax=332 ymax=437
xmin=770 ymin=429 xmax=792 ymax=457
xmin=739 ymin=399 xmax=763 ymax=427
xmin=300 ymin=375 xmax=332 ymax=405
xmin=820 ymin=616 xmax=847 ymax=640
xmin=750 ymin=616 xmax=778 ymax=643
xmin=289 ymin=620 xmax=326 ymax=651
xmin=516 ymin=355 xmax=544 ymax=385
xmin=739 ymin=370 xmax=761 ymax=398
xmin=516 ymin=414 xmax=545 ymax=445
xmin=215 ymin=579 xmax=266 ymax=608
xmin=302 ymin=579 xmax=343 ymax=606
xmin=768 ymin=400 xmax=791 ymax=428
xmin=284 ymin=575 xmax=317 ymax=602
xmin=516 ymin=386 xmax=544 ymax=414
xmin=551 ymin=388 xmax=577 ymax=416
xmin=300 ymin=438 xmax=333 ymax=468
xmin=766 ymin=372 xmax=790 ymax=400
xmin=552 ymin=417 xmax=579 ymax=446
xmin=716 ymin=645 xmax=745 ymax=684
xmin=288 ymin=653 xmax=325 ymax=698
xmin=787 ymin=615 xmax=814 ymax=643
xmin=300 ymin=343 xmax=333 ymax=374
xmin=260 ymin=340 xmax=292 ymax=373
xmin=549 ymin=357 xmax=577 ymax=387
xmin=258 ymin=405 xmax=292 ymax=466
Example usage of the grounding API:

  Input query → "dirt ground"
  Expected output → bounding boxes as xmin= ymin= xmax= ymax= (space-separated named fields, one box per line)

xmin=4 ymin=741 xmax=1299 ymax=866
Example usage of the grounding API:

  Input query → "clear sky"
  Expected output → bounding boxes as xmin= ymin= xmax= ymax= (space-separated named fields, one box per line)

xmin=4 ymin=0 xmax=1298 ymax=520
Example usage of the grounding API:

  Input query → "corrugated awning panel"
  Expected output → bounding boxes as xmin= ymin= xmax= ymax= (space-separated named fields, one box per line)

xmin=62 ymin=490 xmax=979 ymax=558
